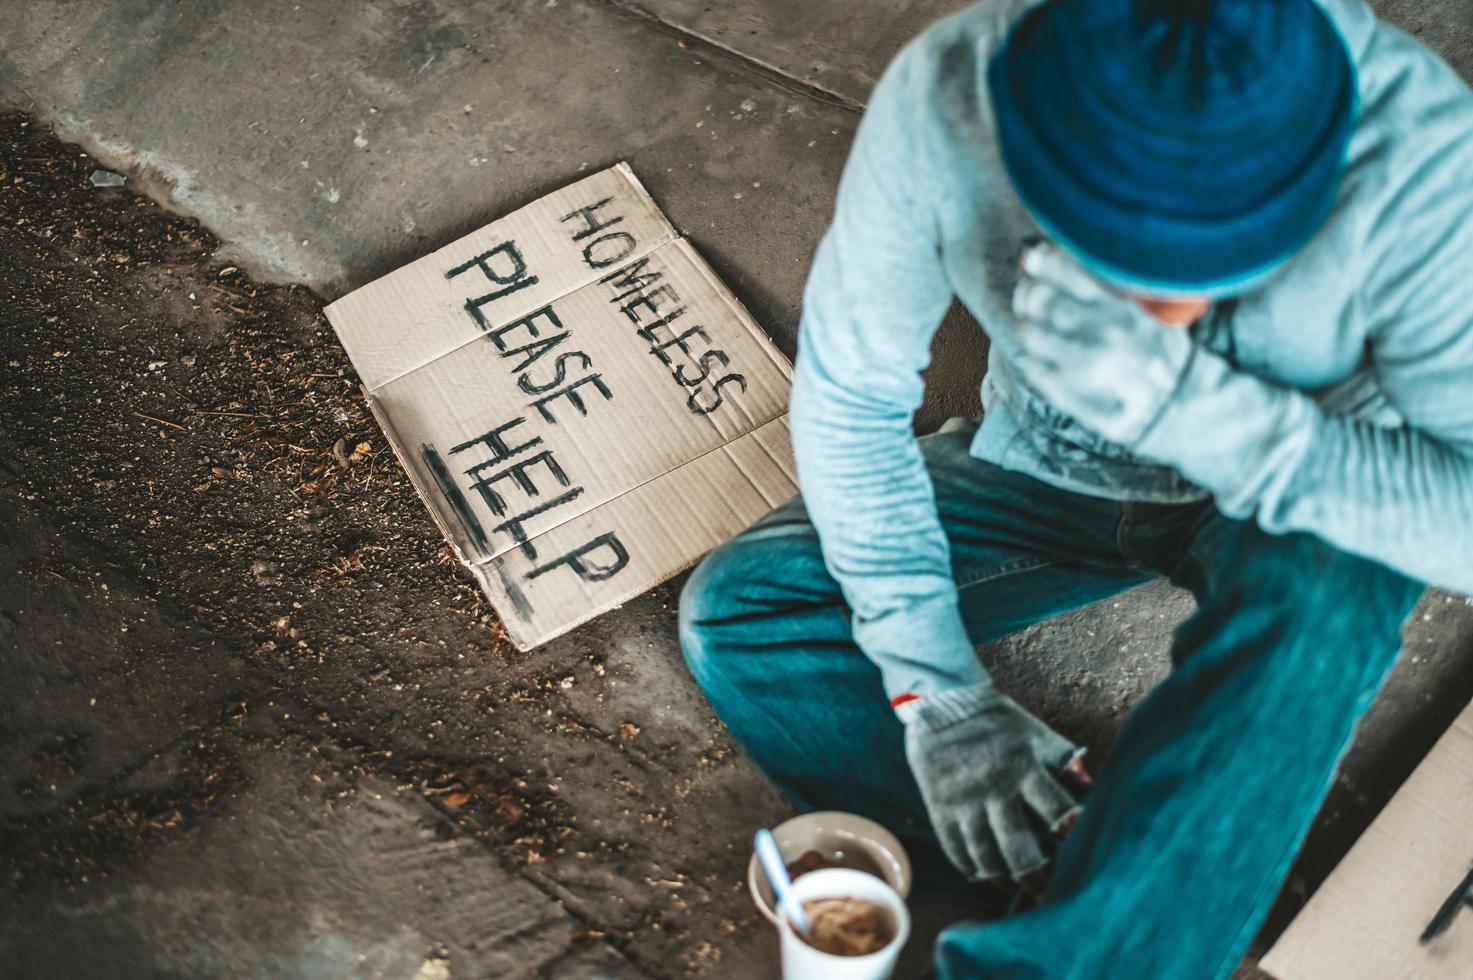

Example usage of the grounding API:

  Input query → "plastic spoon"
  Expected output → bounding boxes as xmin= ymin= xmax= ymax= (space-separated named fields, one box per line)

xmin=755 ymin=828 xmax=812 ymax=938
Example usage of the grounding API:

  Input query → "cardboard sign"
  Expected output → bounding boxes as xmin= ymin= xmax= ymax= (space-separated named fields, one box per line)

xmin=326 ymin=164 xmax=796 ymax=649
xmin=1262 ymin=699 xmax=1473 ymax=979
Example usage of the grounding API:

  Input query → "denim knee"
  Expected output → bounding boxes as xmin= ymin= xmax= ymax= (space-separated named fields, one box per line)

xmin=1183 ymin=524 xmax=1423 ymax=701
xmin=677 ymin=539 xmax=748 ymax=682
xmin=679 ymin=523 xmax=837 ymax=689
xmin=1194 ymin=519 xmax=1414 ymax=618
xmin=1253 ymin=535 xmax=1411 ymax=634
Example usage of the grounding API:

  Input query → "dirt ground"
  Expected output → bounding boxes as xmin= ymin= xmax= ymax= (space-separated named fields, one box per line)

xmin=0 ymin=109 xmax=547 ymax=871
xmin=0 ymin=109 xmax=803 ymax=977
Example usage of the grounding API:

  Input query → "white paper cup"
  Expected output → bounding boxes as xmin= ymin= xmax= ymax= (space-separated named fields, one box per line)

xmin=747 ymin=811 xmax=911 ymax=925
xmin=778 ymin=867 xmax=911 ymax=980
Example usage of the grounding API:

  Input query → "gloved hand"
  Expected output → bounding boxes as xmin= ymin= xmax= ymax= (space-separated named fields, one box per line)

xmin=900 ymin=683 xmax=1088 ymax=890
xmin=1010 ymin=241 xmax=1197 ymax=447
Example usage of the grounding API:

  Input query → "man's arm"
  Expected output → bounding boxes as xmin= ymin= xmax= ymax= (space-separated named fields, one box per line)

xmin=1132 ymin=89 xmax=1473 ymax=594
xmin=1013 ymin=208 xmax=1473 ymax=597
xmin=796 ymin=41 xmax=1088 ymax=887
xmin=790 ymin=43 xmax=987 ymax=699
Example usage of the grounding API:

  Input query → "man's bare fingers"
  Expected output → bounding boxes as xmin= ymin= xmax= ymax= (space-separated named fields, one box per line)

xmin=1016 ymin=866 xmax=1050 ymax=901
xmin=1061 ymin=749 xmax=1094 ymax=790
xmin=984 ymin=872 xmax=1015 ymax=894
xmin=1053 ymin=806 xmax=1082 ymax=839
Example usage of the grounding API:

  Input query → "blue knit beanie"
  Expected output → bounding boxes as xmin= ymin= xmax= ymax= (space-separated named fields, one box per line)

xmin=988 ymin=0 xmax=1359 ymax=298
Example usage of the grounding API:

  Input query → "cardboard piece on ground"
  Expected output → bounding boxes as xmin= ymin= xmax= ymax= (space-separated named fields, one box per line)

xmin=1261 ymin=699 xmax=1473 ymax=980
xmin=326 ymin=164 xmax=796 ymax=649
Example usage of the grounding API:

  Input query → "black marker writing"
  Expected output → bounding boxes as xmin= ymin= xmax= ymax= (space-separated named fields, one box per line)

xmin=602 ymin=255 xmax=750 ymax=417
xmin=485 ymin=305 xmax=615 ymax=424
xmin=1422 ymin=864 xmax=1473 ymax=944
xmin=528 ymin=532 xmax=629 ymax=582
xmin=447 ymin=241 xmax=538 ymax=328
xmin=561 ymin=196 xmax=637 ymax=269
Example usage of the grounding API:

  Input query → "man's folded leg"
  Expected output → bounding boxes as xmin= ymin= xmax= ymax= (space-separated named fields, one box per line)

xmin=936 ymin=515 xmax=1425 ymax=979
xmin=677 ymin=423 xmax=1155 ymax=845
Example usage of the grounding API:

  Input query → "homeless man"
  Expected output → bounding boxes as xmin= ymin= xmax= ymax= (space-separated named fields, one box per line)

xmin=678 ymin=0 xmax=1473 ymax=976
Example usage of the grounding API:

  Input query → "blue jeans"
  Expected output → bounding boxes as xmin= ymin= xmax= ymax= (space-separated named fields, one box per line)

xmin=678 ymin=421 xmax=1423 ymax=979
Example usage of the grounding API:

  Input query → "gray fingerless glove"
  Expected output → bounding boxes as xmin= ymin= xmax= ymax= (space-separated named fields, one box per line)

xmin=899 ymin=683 xmax=1084 ymax=883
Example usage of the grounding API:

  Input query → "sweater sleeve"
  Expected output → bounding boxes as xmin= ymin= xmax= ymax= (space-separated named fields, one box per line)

xmin=789 ymin=42 xmax=989 ymax=700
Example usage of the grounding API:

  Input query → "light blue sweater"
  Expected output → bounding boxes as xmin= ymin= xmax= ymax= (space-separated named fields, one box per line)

xmin=789 ymin=0 xmax=1473 ymax=699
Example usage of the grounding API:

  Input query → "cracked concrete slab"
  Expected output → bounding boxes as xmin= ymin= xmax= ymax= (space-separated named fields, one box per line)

xmin=0 ymin=0 xmax=852 ymax=305
xmin=0 ymin=733 xmax=641 ymax=980
xmin=624 ymin=0 xmax=966 ymax=106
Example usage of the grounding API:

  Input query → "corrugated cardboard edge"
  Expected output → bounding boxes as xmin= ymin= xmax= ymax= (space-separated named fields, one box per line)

xmin=612 ymin=161 xmax=661 ymax=219
xmin=672 ymin=237 xmax=794 ymax=387
xmin=467 ymin=553 xmax=708 ymax=653
xmin=347 ymin=235 xmax=791 ymax=417
xmin=363 ymin=326 xmax=795 ymax=651
xmin=371 ymin=383 xmax=737 ymax=647
xmin=363 ymin=388 xmax=473 ymax=565
xmin=1261 ymin=697 xmax=1473 ymax=979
